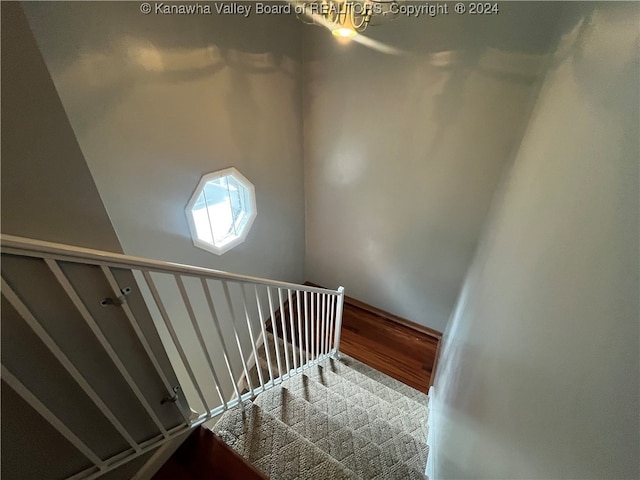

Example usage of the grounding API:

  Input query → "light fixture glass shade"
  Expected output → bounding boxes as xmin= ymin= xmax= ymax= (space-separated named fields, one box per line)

xmin=330 ymin=8 xmax=358 ymax=37
xmin=332 ymin=27 xmax=358 ymax=37
xmin=297 ymin=0 xmax=400 ymax=37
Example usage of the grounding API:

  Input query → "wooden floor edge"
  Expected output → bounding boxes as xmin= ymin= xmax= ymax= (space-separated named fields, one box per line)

xmin=209 ymin=430 xmax=268 ymax=479
xmin=304 ymin=281 xmax=443 ymax=340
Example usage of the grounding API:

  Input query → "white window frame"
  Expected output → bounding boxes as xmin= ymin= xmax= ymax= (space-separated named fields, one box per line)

xmin=185 ymin=167 xmax=257 ymax=255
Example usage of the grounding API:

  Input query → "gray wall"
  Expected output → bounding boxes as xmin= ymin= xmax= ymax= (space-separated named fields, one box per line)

xmin=1 ymin=2 xmax=122 ymax=252
xmin=302 ymin=3 xmax=563 ymax=332
xmin=431 ymin=2 xmax=640 ymax=478
xmin=23 ymin=0 xmax=307 ymax=419
xmin=24 ymin=1 xmax=306 ymax=284
xmin=1 ymin=5 xmax=189 ymax=478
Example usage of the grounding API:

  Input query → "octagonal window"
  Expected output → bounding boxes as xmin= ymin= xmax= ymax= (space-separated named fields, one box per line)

xmin=185 ymin=168 xmax=256 ymax=255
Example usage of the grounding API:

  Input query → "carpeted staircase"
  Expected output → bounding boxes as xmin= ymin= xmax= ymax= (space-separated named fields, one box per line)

xmin=212 ymin=333 xmax=430 ymax=479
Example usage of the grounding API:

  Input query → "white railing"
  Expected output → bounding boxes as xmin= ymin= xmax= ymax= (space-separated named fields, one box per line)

xmin=1 ymin=235 xmax=344 ymax=480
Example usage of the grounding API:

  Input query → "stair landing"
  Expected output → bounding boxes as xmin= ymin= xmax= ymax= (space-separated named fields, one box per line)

xmin=340 ymin=297 xmax=440 ymax=393
xmin=270 ymin=287 xmax=442 ymax=393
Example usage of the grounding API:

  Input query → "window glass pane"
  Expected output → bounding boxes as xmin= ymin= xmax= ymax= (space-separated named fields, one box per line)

xmin=203 ymin=180 xmax=227 ymax=207
xmin=187 ymin=169 xmax=255 ymax=254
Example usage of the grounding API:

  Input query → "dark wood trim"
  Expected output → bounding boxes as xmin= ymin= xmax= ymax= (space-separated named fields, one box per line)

xmin=153 ymin=427 xmax=267 ymax=480
xmin=304 ymin=282 xmax=443 ymax=340
xmin=343 ymin=295 xmax=442 ymax=340
xmin=429 ymin=336 xmax=442 ymax=389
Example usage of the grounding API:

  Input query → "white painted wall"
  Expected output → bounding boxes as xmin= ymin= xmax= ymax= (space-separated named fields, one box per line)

xmin=302 ymin=4 xmax=562 ymax=332
xmin=431 ymin=3 xmax=640 ymax=478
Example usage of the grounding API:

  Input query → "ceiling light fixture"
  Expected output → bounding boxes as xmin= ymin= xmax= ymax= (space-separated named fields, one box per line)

xmin=296 ymin=0 xmax=401 ymax=38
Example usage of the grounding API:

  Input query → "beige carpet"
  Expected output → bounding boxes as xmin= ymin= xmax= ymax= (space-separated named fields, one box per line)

xmin=212 ymin=333 xmax=429 ymax=479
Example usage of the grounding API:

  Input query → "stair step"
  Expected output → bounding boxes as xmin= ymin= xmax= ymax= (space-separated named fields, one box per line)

xmin=259 ymin=333 xmax=428 ymax=425
xmin=331 ymin=353 xmax=430 ymax=404
xmin=255 ymin=387 xmax=427 ymax=480
xmin=319 ymin=356 xmax=429 ymax=415
xmin=260 ymin=331 xmax=429 ymax=406
xmin=219 ymin=331 xmax=430 ymax=478
xmin=213 ymin=401 xmax=360 ymax=480
xmin=303 ymin=364 xmax=428 ymax=444
xmin=282 ymin=374 xmax=428 ymax=472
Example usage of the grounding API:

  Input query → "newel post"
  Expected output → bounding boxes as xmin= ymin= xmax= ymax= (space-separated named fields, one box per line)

xmin=332 ymin=286 xmax=345 ymax=359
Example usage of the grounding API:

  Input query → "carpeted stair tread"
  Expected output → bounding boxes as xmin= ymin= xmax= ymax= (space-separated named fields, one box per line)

xmin=328 ymin=354 xmax=430 ymax=404
xmin=318 ymin=356 xmax=428 ymax=416
xmin=255 ymin=335 xmax=428 ymax=412
xmin=260 ymin=332 xmax=428 ymax=406
xmin=213 ymin=401 xmax=360 ymax=480
xmin=255 ymin=386 xmax=428 ymax=480
xmin=302 ymin=364 xmax=428 ymax=444
xmin=257 ymin=333 xmax=428 ymax=415
xmin=217 ymin=331 xmax=430 ymax=479
xmin=282 ymin=374 xmax=428 ymax=471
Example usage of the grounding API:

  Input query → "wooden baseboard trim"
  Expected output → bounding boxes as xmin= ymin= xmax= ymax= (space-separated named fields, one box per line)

xmin=304 ymin=282 xmax=443 ymax=341
xmin=344 ymin=295 xmax=443 ymax=340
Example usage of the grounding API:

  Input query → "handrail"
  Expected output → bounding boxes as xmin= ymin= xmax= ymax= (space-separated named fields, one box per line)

xmin=0 ymin=235 xmax=339 ymax=295
xmin=1 ymin=233 xmax=346 ymax=480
